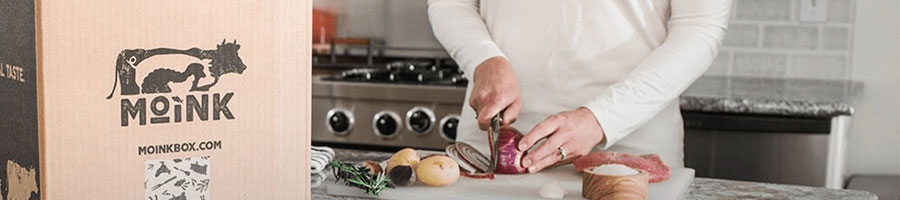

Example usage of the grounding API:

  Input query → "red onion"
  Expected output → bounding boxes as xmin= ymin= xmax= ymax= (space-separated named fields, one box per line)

xmin=493 ymin=127 xmax=528 ymax=174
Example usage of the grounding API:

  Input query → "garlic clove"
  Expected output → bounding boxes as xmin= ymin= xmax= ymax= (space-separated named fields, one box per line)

xmin=539 ymin=181 xmax=567 ymax=199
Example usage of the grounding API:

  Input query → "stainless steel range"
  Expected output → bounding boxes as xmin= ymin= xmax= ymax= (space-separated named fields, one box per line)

xmin=312 ymin=59 xmax=468 ymax=150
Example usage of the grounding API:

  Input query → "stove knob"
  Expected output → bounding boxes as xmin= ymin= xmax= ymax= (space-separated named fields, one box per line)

xmin=373 ymin=111 xmax=401 ymax=139
xmin=326 ymin=108 xmax=354 ymax=136
xmin=439 ymin=115 xmax=460 ymax=142
xmin=406 ymin=107 xmax=435 ymax=135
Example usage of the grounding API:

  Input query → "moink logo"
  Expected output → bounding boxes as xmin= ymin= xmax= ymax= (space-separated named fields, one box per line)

xmin=106 ymin=40 xmax=246 ymax=127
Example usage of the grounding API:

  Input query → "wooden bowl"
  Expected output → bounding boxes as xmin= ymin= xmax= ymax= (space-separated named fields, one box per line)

xmin=581 ymin=166 xmax=650 ymax=200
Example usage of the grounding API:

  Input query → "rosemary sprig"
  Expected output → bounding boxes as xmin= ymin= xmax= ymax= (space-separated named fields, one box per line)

xmin=329 ymin=160 xmax=394 ymax=196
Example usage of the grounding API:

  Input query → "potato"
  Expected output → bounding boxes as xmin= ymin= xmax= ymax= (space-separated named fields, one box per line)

xmin=416 ymin=155 xmax=460 ymax=186
xmin=386 ymin=148 xmax=420 ymax=173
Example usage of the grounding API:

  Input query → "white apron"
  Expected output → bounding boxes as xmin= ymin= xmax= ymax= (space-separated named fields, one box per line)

xmin=453 ymin=0 xmax=691 ymax=167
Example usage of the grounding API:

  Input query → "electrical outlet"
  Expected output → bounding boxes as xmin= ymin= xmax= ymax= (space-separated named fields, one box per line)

xmin=800 ymin=0 xmax=828 ymax=22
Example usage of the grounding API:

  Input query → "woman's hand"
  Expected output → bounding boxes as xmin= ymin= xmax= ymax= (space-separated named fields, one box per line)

xmin=470 ymin=57 xmax=522 ymax=130
xmin=518 ymin=107 xmax=606 ymax=173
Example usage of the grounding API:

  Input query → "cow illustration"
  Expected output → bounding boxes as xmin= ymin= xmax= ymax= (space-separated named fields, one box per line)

xmin=141 ymin=63 xmax=207 ymax=94
xmin=105 ymin=40 xmax=246 ymax=99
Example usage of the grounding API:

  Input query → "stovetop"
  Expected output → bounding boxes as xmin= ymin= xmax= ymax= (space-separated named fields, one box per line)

xmin=312 ymin=57 xmax=468 ymax=150
xmin=321 ymin=59 xmax=468 ymax=87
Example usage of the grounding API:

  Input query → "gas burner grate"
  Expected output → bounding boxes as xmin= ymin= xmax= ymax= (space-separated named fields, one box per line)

xmin=324 ymin=60 xmax=468 ymax=87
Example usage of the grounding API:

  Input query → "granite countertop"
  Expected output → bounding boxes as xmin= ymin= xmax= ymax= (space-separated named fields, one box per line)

xmin=312 ymin=148 xmax=877 ymax=200
xmin=680 ymin=76 xmax=863 ymax=118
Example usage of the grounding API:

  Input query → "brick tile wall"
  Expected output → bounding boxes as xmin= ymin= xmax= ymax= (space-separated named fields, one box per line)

xmin=711 ymin=0 xmax=855 ymax=81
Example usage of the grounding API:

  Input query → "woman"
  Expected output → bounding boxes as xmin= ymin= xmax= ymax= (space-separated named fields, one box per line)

xmin=428 ymin=0 xmax=730 ymax=173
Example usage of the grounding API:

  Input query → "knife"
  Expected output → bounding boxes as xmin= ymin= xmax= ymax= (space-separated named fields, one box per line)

xmin=487 ymin=111 xmax=503 ymax=173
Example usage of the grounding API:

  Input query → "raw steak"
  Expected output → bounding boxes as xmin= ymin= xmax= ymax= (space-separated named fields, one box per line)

xmin=573 ymin=151 xmax=671 ymax=183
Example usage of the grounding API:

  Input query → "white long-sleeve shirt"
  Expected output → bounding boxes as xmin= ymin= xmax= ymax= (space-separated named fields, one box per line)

xmin=428 ymin=0 xmax=730 ymax=167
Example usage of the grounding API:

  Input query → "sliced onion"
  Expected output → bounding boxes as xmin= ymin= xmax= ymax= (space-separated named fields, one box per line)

xmin=456 ymin=143 xmax=491 ymax=172
xmin=446 ymin=145 xmax=478 ymax=173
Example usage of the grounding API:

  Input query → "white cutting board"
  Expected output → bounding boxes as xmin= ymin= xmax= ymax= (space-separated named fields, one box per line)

xmin=326 ymin=165 xmax=695 ymax=200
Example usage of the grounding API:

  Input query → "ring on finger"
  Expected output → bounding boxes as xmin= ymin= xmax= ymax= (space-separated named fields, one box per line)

xmin=558 ymin=146 xmax=567 ymax=161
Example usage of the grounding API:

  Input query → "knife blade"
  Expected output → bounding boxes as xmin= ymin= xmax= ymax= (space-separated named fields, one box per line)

xmin=487 ymin=111 xmax=503 ymax=173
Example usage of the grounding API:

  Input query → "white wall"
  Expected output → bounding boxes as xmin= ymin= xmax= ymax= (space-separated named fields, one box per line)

xmin=847 ymin=0 xmax=900 ymax=175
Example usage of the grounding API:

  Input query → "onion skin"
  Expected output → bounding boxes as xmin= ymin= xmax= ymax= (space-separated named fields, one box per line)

xmin=362 ymin=160 xmax=383 ymax=175
xmin=460 ymin=171 xmax=495 ymax=179
xmin=494 ymin=127 xmax=528 ymax=174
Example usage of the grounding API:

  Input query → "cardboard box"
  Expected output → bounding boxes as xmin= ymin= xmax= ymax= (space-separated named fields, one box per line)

xmin=0 ymin=0 xmax=311 ymax=199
